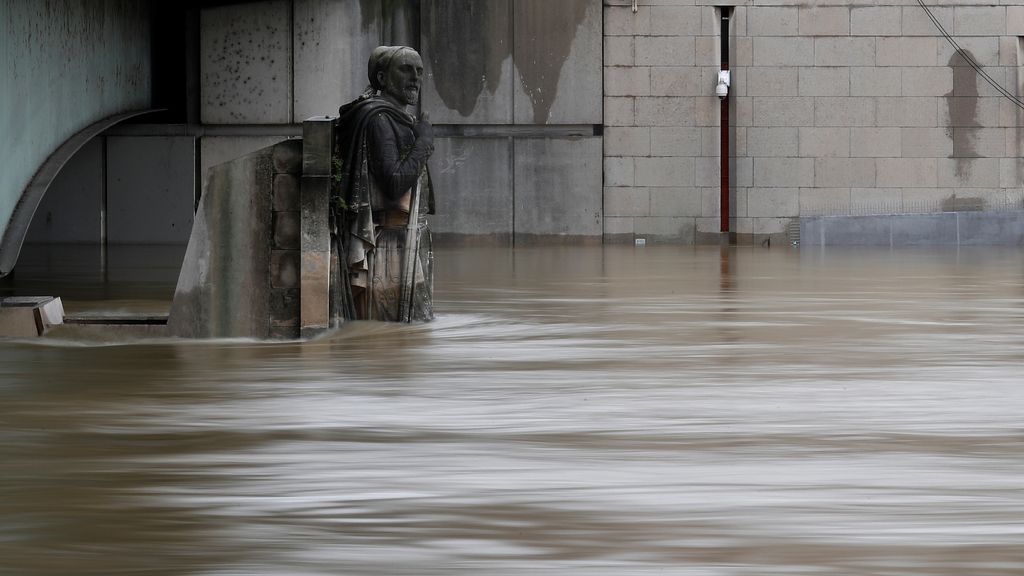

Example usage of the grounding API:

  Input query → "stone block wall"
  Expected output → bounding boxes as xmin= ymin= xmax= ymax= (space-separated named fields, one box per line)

xmin=604 ymin=1 xmax=1024 ymax=245
xmin=269 ymin=144 xmax=303 ymax=339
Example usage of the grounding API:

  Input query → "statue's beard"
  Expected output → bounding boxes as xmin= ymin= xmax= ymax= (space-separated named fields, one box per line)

xmin=386 ymin=82 xmax=419 ymax=106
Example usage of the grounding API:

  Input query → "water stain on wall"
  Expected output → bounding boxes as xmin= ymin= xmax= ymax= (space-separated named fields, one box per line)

xmin=382 ymin=0 xmax=418 ymax=46
xmin=514 ymin=0 xmax=589 ymax=124
xmin=422 ymin=0 xmax=510 ymax=118
xmin=357 ymin=0 xmax=380 ymax=33
xmin=357 ymin=0 xmax=414 ymax=42
xmin=944 ymin=50 xmax=979 ymax=182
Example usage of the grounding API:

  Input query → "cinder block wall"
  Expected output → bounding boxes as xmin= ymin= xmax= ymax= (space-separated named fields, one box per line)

xmin=603 ymin=1 xmax=1024 ymax=245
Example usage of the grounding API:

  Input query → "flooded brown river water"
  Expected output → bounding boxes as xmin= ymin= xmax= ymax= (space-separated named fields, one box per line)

xmin=2 ymin=245 xmax=1024 ymax=575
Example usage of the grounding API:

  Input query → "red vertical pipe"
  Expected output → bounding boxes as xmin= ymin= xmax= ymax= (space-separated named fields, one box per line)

xmin=720 ymin=10 xmax=730 ymax=234
xmin=720 ymin=84 xmax=729 ymax=233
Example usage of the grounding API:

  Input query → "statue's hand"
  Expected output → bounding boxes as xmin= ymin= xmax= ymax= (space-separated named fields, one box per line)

xmin=414 ymin=112 xmax=434 ymax=147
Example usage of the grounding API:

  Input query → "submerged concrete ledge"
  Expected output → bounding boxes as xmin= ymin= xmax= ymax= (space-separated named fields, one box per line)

xmin=801 ymin=212 xmax=1024 ymax=247
xmin=64 ymin=315 xmax=168 ymax=326
xmin=0 ymin=296 xmax=63 ymax=337
xmin=53 ymin=314 xmax=170 ymax=339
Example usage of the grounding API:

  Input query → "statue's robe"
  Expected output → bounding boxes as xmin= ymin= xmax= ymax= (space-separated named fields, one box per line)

xmin=332 ymin=96 xmax=435 ymax=323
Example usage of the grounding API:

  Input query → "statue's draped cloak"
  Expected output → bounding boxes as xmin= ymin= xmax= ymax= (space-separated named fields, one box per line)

xmin=332 ymin=96 xmax=435 ymax=323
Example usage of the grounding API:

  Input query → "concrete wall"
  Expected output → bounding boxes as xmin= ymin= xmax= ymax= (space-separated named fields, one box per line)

xmin=25 ymin=136 xmax=197 ymax=248
xmin=604 ymin=1 xmax=1024 ymax=245
xmin=107 ymin=137 xmax=196 ymax=244
xmin=25 ymin=139 xmax=104 ymax=244
xmin=199 ymin=0 xmax=605 ymax=244
xmin=200 ymin=0 xmax=413 ymax=126
xmin=429 ymin=137 xmax=514 ymax=241
xmin=0 ymin=0 xmax=151 ymax=247
xmin=201 ymin=0 xmax=295 ymax=124
xmin=14 ymin=0 xmax=1024 ymax=250
xmin=293 ymin=0 xmax=382 ymax=120
xmin=196 ymin=0 xmax=393 ymax=201
xmin=424 ymin=0 xmax=605 ymax=242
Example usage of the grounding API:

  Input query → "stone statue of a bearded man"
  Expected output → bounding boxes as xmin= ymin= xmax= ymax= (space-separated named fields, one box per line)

xmin=333 ymin=46 xmax=435 ymax=323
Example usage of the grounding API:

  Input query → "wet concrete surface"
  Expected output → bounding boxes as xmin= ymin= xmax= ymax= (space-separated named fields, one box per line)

xmin=2 ymin=245 xmax=1024 ymax=574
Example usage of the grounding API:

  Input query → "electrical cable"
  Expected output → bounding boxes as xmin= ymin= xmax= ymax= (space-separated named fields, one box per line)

xmin=917 ymin=0 xmax=1024 ymax=111
xmin=918 ymin=1 xmax=1022 ymax=106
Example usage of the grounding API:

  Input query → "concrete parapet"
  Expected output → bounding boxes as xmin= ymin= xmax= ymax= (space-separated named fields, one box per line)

xmin=168 ymin=139 xmax=302 ymax=339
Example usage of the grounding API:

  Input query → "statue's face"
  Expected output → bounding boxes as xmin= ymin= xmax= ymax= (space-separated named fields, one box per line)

xmin=380 ymin=50 xmax=424 ymax=107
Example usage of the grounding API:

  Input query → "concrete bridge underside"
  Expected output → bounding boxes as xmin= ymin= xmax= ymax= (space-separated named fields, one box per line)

xmin=0 ymin=0 xmax=152 ymax=277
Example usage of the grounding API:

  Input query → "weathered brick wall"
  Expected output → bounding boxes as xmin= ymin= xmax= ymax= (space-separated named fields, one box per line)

xmin=604 ymin=1 xmax=1024 ymax=244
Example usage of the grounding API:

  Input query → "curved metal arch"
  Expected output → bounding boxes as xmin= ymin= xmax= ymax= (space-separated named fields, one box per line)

xmin=0 ymin=109 xmax=161 ymax=278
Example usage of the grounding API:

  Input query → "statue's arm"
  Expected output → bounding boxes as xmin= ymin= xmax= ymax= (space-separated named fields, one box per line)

xmin=367 ymin=113 xmax=434 ymax=203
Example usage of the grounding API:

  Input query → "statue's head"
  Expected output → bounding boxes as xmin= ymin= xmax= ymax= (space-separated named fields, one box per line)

xmin=368 ymin=46 xmax=423 ymax=107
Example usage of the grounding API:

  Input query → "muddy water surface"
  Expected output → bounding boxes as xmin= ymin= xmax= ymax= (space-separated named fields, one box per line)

xmin=2 ymin=246 xmax=1023 ymax=575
